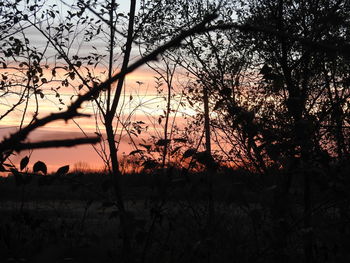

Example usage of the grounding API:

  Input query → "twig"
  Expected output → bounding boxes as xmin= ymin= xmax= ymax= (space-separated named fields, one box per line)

xmin=0 ymin=13 xmax=218 ymax=162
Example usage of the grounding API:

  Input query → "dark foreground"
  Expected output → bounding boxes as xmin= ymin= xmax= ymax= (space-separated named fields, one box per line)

xmin=1 ymin=167 xmax=350 ymax=263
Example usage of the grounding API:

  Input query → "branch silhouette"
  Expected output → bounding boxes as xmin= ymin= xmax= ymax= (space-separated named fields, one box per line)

xmin=13 ymin=138 xmax=101 ymax=152
xmin=210 ymin=22 xmax=350 ymax=57
xmin=0 ymin=13 xmax=218 ymax=163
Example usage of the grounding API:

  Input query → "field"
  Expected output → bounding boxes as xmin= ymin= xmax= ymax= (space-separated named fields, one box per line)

xmin=1 ymin=168 xmax=350 ymax=263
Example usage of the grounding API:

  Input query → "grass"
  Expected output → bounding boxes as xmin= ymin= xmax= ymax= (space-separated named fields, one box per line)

xmin=1 ymin=166 xmax=350 ymax=262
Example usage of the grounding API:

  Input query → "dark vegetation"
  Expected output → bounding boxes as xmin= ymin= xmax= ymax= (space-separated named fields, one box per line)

xmin=1 ymin=0 xmax=350 ymax=262
xmin=1 ymin=164 xmax=350 ymax=263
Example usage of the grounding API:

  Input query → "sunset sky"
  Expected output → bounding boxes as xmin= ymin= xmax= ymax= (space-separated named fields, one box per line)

xmin=0 ymin=17 xmax=189 ymax=173
xmin=0 ymin=0 xmax=216 ymax=173
xmin=0 ymin=64 xmax=191 ymax=172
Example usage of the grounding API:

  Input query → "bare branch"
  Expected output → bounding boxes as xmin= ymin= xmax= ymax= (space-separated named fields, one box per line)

xmin=13 ymin=137 xmax=101 ymax=152
xmin=0 ymin=13 xmax=218 ymax=162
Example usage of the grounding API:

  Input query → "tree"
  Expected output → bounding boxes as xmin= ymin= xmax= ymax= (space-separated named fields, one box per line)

xmin=1 ymin=0 xmax=221 ymax=260
xmin=235 ymin=0 xmax=350 ymax=261
xmin=139 ymin=0 xmax=350 ymax=261
xmin=0 ymin=0 xmax=105 ymax=166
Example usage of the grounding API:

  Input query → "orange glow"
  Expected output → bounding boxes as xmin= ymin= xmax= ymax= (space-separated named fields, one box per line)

xmin=0 ymin=63 xmax=192 ymax=173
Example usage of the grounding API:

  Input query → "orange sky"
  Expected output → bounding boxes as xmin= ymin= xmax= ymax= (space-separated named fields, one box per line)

xmin=0 ymin=66 xmax=193 ymax=173
xmin=0 ymin=1 xmax=198 ymax=174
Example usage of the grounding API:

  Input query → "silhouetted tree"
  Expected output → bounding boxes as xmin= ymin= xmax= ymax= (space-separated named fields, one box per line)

xmin=235 ymin=0 xmax=350 ymax=261
xmin=1 ymin=0 xmax=222 ymax=261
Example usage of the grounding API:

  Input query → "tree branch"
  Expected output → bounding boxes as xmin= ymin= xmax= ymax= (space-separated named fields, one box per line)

xmin=210 ymin=23 xmax=350 ymax=57
xmin=0 ymin=13 xmax=218 ymax=162
xmin=13 ymin=137 xmax=101 ymax=152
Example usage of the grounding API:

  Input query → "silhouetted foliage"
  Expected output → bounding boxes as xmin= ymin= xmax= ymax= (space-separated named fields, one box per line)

xmin=1 ymin=0 xmax=350 ymax=262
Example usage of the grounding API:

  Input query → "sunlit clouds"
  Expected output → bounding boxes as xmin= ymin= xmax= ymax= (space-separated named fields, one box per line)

xmin=0 ymin=64 xmax=192 ymax=172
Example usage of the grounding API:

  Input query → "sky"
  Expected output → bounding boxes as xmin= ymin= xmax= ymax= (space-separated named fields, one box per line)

xmin=0 ymin=66 xmax=191 ymax=173
xmin=0 ymin=0 xmax=192 ymax=173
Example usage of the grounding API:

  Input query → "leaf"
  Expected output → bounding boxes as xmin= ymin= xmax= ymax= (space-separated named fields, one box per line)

xmin=174 ymin=138 xmax=187 ymax=143
xmin=171 ymin=146 xmax=181 ymax=155
xmin=4 ymin=49 xmax=12 ymax=57
xmin=142 ymin=160 xmax=158 ymax=170
xmin=33 ymin=161 xmax=47 ymax=175
xmin=272 ymin=76 xmax=284 ymax=91
xmin=139 ymin=143 xmax=151 ymax=150
xmin=220 ymin=87 xmax=231 ymax=97
xmin=56 ymin=165 xmax=69 ymax=175
xmin=156 ymin=139 xmax=171 ymax=146
xmin=20 ymin=156 xmax=29 ymax=171
xmin=260 ymin=64 xmax=272 ymax=75
xmin=69 ymin=72 xmax=75 ymax=80
xmin=129 ymin=149 xmax=143 ymax=156
xmin=38 ymin=91 xmax=44 ymax=99
xmin=33 ymin=76 xmax=39 ymax=83
xmin=195 ymin=151 xmax=216 ymax=168
xmin=155 ymin=139 xmax=171 ymax=146
xmin=183 ymin=148 xmax=197 ymax=158
xmin=52 ymin=69 xmax=56 ymax=77
xmin=49 ymin=10 xmax=55 ymax=18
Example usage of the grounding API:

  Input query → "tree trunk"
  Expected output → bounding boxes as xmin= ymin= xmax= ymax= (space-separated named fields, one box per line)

xmin=105 ymin=119 xmax=132 ymax=261
xmin=161 ymin=82 xmax=171 ymax=168
xmin=103 ymin=0 xmax=136 ymax=261
xmin=203 ymin=85 xmax=214 ymax=242
xmin=203 ymin=86 xmax=211 ymax=154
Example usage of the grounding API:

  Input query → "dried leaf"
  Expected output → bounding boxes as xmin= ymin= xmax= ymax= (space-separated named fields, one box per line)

xmin=142 ymin=160 xmax=158 ymax=169
xmin=171 ymin=146 xmax=181 ymax=155
xmin=155 ymin=139 xmax=171 ymax=146
xmin=183 ymin=148 xmax=197 ymax=158
xmin=33 ymin=161 xmax=47 ymax=175
xmin=20 ymin=156 xmax=29 ymax=170
xmin=139 ymin=143 xmax=151 ymax=150
xmin=195 ymin=151 xmax=216 ymax=168
xmin=56 ymin=165 xmax=69 ymax=175
xmin=174 ymin=138 xmax=187 ymax=143
xmin=129 ymin=149 xmax=143 ymax=156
